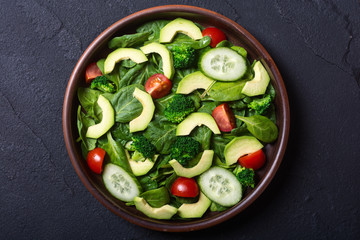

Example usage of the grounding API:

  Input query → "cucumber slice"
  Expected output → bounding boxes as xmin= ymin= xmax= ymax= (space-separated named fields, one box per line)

xmin=198 ymin=166 xmax=242 ymax=207
xmin=199 ymin=47 xmax=247 ymax=81
xmin=102 ymin=163 xmax=141 ymax=202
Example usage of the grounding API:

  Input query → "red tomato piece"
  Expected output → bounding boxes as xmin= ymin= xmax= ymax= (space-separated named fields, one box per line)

xmin=202 ymin=27 xmax=227 ymax=48
xmin=145 ymin=73 xmax=172 ymax=99
xmin=212 ymin=103 xmax=236 ymax=132
xmin=85 ymin=62 xmax=103 ymax=84
xmin=87 ymin=148 xmax=106 ymax=174
xmin=238 ymin=149 xmax=266 ymax=170
xmin=171 ymin=177 xmax=199 ymax=198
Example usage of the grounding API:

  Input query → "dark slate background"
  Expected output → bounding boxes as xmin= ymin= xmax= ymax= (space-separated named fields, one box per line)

xmin=1 ymin=0 xmax=359 ymax=239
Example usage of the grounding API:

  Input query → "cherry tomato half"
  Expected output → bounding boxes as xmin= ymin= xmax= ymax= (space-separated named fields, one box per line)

xmin=87 ymin=148 xmax=106 ymax=174
xmin=85 ymin=62 xmax=103 ymax=84
xmin=238 ymin=149 xmax=266 ymax=170
xmin=212 ymin=103 xmax=236 ymax=132
xmin=202 ymin=27 xmax=227 ymax=48
xmin=171 ymin=177 xmax=199 ymax=198
xmin=145 ymin=73 xmax=172 ymax=99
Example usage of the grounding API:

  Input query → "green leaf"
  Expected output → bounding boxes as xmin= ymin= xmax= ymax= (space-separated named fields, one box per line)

xmin=139 ymin=175 xmax=158 ymax=191
xmin=99 ymin=132 xmax=131 ymax=172
xmin=77 ymin=106 xmax=96 ymax=150
xmin=235 ymin=115 xmax=278 ymax=143
xmin=211 ymin=134 xmax=234 ymax=162
xmin=207 ymin=80 xmax=247 ymax=101
xmin=108 ymin=32 xmax=151 ymax=49
xmin=111 ymin=123 xmax=133 ymax=145
xmin=191 ymin=126 xmax=212 ymax=150
xmin=77 ymin=88 xmax=102 ymax=121
xmin=140 ymin=187 xmax=170 ymax=208
xmin=210 ymin=202 xmax=228 ymax=212
xmin=103 ymin=84 xmax=144 ymax=123
xmin=136 ymin=20 xmax=170 ymax=42
xmin=143 ymin=115 xmax=177 ymax=154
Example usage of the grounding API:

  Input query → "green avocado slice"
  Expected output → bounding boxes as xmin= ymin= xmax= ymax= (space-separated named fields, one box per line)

xmin=159 ymin=18 xmax=202 ymax=43
xmin=176 ymin=112 xmax=220 ymax=136
xmin=241 ymin=61 xmax=270 ymax=96
xmin=104 ymin=48 xmax=148 ymax=74
xmin=177 ymin=192 xmax=211 ymax=218
xmin=140 ymin=42 xmax=174 ymax=79
xmin=224 ymin=136 xmax=263 ymax=165
xmin=176 ymin=71 xmax=215 ymax=94
xmin=86 ymin=95 xmax=114 ymax=139
xmin=129 ymin=88 xmax=155 ymax=133
xmin=169 ymin=150 xmax=214 ymax=178
xmin=134 ymin=197 xmax=177 ymax=220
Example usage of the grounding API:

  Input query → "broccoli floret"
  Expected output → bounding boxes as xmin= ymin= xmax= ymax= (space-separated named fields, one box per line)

xmin=171 ymin=45 xmax=197 ymax=69
xmin=90 ymin=76 xmax=115 ymax=93
xmin=126 ymin=135 xmax=156 ymax=160
xmin=247 ymin=94 xmax=272 ymax=115
xmin=170 ymin=136 xmax=201 ymax=165
xmin=164 ymin=94 xmax=195 ymax=123
xmin=233 ymin=166 xmax=255 ymax=188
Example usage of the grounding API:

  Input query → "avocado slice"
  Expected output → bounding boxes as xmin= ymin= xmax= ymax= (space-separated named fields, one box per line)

xmin=104 ymin=48 xmax=148 ymax=74
xmin=126 ymin=150 xmax=159 ymax=176
xmin=169 ymin=150 xmax=214 ymax=178
xmin=134 ymin=197 xmax=177 ymax=220
xmin=159 ymin=18 xmax=203 ymax=43
xmin=176 ymin=71 xmax=215 ymax=94
xmin=176 ymin=112 xmax=220 ymax=136
xmin=140 ymin=42 xmax=174 ymax=79
xmin=177 ymin=192 xmax=211 ymax=218
xmin=86 ymin=95 xmax=114 ymax=139
xmin=224 ymin=136 xmax=263 ymax=165
xmin=129 ymin=88 xmax=155 ymax=133
xmin=241 ymin=61 xmax=270 ymax=96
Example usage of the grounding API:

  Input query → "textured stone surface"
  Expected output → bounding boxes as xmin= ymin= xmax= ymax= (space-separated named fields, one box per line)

xmin=0 ymin=0 xmax=359 ymax=239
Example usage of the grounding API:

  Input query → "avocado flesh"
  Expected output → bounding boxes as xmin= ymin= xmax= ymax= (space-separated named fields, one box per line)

xmin=224 ymin=136 xmax=263 ymax=165
xmin=129 ymin=88 xmax=155 ymax=133
xmin=177 ymin=192 xmax=211 ymax=218
xmin=134 ymin=197 xmax=177 ymax=220
xmin=159 ymin=18 xmax=203 ymax=43
xmin=176 ymin=71 xmax=215 ymax=94
xmin=126 ymin=150 xmax=159 ymax=177
xmin=169 ymin=150 xmax=214 ymax=178
xmin=86 ymin=95 xmax=114 ymax=139
xmin=140 ymin=42 xmax=174 ymax=79
xmin=104 ymin=48 xmax=148 ymax=74
xmin=176 ymin=112 xmax=220 ymax=136
xmin=241 ymin=61 xmax=270 ymax=96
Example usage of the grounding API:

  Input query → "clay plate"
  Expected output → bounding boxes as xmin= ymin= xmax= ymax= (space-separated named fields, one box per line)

xmin=63 ymin=5 xmax=290 ymax=232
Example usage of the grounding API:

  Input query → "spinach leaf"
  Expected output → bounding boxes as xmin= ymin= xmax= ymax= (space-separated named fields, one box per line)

xmin=139 ymin=175 xmax=158 ymax=191
xmin=140 ymin=187 xmax=170 ymax=208
xmin=166 ymin=34 xmax=211 ymax=50
xmin=77 ymin=88 xmax=102 ymax=121
xmin=97 ymin=58 xmax=120 ymax=90
xmin=98 ymin=132 xmax=131 ymax=172
xmin=111 ymin=123 xmax=133 ymax=145
xmin=210 ymin=202 xmax=228 ymax=212
xmin=235 ymin=115 xmax=278 ymax=143
xmin=197 ymin=101 xmax=218 ymax=114
xmin=103 ymin=84 xmax=144 ymax=123
xmin=136 ymin=20 xmax=170 ymax=42
xmin=211 ymin=134 xmax=234 ymax=162
xmin=208 ymin=80 xmax=247 ymax=101
xmin=108 ymin=32 xmax=151 ymax=49
xmin=144 ymin=115 xmax=177 ymax=154
xmin=191 ymin=126 xmax=212 ymax=150
xmin=77 ymin=106 xmax=96 ymax=151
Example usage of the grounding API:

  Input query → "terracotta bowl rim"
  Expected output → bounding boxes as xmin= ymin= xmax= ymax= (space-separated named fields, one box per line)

xmin=63 ymin=4 xmax=290 ymax=232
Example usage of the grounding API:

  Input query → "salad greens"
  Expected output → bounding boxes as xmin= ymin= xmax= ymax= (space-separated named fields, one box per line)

xmin=76 ymin=18 xmax=278 ymax=220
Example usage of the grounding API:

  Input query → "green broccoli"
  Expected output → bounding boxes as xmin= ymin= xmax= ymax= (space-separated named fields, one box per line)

xmin=90 ymin=76 xmax=116 ymax=93
xmin=171 ymin=45 xmax=197 ymax=69
xmin=233 ymin=166 xmax=255 ymax=188
xmin=125 ymin=135 xmax=156 ymax=161
xmin=164 ymin=94 xmax=195 ymax=123
xmin=170 ymin=136 xmax=201 ymax=165
xmin=247 ymin=94 xmax=272 ymax=115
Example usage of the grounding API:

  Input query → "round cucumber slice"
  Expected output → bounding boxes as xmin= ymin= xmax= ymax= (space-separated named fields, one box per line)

xmin=199 ymin=47 xmax=247 ymax=81
xmin=102 ymin=163 xmax=141 ymax=202
xmin=198 ymin=166 xmax=242 ymax=207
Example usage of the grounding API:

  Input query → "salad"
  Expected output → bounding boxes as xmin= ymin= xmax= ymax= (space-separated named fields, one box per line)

xmin=77 ymin=18 xmax=278 ymax=220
